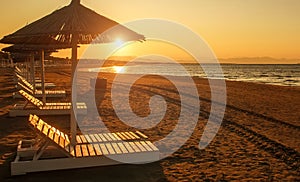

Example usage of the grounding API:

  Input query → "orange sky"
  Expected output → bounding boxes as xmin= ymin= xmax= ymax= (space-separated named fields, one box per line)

xmin=0 ymin=0 xmax=299 ymax=63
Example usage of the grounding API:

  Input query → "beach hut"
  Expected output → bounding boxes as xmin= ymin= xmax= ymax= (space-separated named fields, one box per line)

xmin=0 ymin=0 xmax=145 ymax=145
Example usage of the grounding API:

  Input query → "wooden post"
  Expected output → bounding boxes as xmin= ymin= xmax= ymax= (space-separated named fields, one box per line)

xmin=70 ymin=33 xmax=79 ymax=146
xmin=30 ymin=54 xmax=36 ymax=92
xmin=25 ymin=60 xmax=29 ymax=81
xmin=40 ymin=50 xmax=46 ymax=103
xmin=8 ymin=53 xmax=13 ymax=67
xmin=71 ymin=0 xmax=81 ymax=5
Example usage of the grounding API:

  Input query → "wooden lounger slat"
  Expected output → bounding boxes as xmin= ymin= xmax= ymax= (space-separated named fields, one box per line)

xmin=119 ymin=132 xmax=131 ymax=140
xmin=65 ymin=144 xmax=70 ymax=153
xmin=129 ymin=131 xmax=140 ymax=139
xmin=89 ymin=134 xmax=98 ymax=143
xmin=134 ymin=142 xmax=147 ymax=152
xmin=99 ymin=143 xmax=109 ymax=155
xmin=42 ymin=123 xmax=51 ymax=136
xmin=107 ymin=133 xmax=117 ymax=141
xmin=94 ymin=134 xmax=103 ymax=142
xmin=105 ymin=143 xmax=115 ymax=154
xmin=129 ymin=142 xmax=141 ymax=152
xmin=84 ymin=135 xmax=93 ymax=143
xmin=93 ymin=144 xmax=102 ymax=156
xmin=102 ymin=133 xmax=112 ymax=141
xmin=48 ymin=128 xmax=55 ymax=140
xmin=145 ymin=141 xmax=159 ymax=151
xmin=36 ymin=120 xmax=44 ymax=131
xmin=111 ymin=143 xmax=122 ymax=154
xmin=97 ymin=134 xmax=107 ymax=142
xmin=121 ymin=132 xmax=130 ymax=139
xmin=79 ymin=135 xmax=87 ymax=143
xmin=140 ymin=141 xmax=153 ymax=151
xmin=76 ymin=135 xmax=82 ymax=143
xmin=59 ymin=136 xmax=65 ymax=148
xmin=81 ymin=144 xmax=89 ymax=157
xmin=65 ymin=145 xmax=75 ymax=157
xmin=87 ymin=144 xmax=96 ymax=156
xmin=69 ymin=145 xmax=75 ymax=156
xmin=124 ymin=132 xmax=135 ymax=140
xmin=135 ymin=131 xmax=148 ymax=139
xmin=75 ymin=145 xmax=82 ymax=157
xmin=116 ymin=132 xmax=127 ymax=141
xmin=64 ymin=134 xmax=70 ymax=143
xmin=59 ymin=135 xmax=65 ymax=148
xmin=29 ymin=114 xmax=38 ymax=127
xmin=123 ymin=142 xmax=135 ymax=153
xmin=53 ymin=131 xmax=60 ymax=145
xmin=112 ymin=133 xmax=122 ymax=140
xmin=117 ymin=142 xmax=128 ymax=154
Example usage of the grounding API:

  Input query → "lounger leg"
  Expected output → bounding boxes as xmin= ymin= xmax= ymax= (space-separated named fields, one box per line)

xmin=23 ymin=100 xmax=29 ymax=109
xmin=33 ymin=140 xmax=50 ymax=160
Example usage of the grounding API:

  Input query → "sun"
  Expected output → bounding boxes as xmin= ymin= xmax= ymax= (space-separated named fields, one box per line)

xmin=114 ymin=38 xmax=124 ymax=47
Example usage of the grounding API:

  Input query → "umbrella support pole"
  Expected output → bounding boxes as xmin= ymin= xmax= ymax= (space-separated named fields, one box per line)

xmin=70 ymin=33 xmax=79 ymax=146
xmin=25 ymin=61 xmax=29 ymax=81
xmin=40 ymin=50 xmax=46 ymax=103
xmin=30 ymin=54 xmax=36 ymax=92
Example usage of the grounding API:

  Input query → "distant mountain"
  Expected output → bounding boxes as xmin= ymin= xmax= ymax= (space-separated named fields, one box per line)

xmin=49 ymin=55 xmax=300 ymax=65
xmin=107 ymin=56 xmax=300 ymax=64
xmin=219 ymin=57 xmax=300 ymax=64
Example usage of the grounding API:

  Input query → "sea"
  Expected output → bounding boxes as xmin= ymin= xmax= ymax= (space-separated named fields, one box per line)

xmin=86 ymin=63 xmax=300 ymax=87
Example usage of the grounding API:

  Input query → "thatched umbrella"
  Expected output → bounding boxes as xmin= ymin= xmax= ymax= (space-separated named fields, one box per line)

xmin=0 ymin=50 xmax=13 ymax=67
xmin=0 ymin=0 xmax=144 ymax=145
xmin=2 ymin=44 xmax=69 ymax=102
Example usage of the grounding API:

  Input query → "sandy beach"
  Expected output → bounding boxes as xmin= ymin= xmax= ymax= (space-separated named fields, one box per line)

xmin=0 ymin=65 xmax=299 ymax=181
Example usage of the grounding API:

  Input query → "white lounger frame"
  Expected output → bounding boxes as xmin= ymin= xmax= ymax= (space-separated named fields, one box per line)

xmin=11 ymin=115 xmax=159 ymax=175
xmin=9 ymin=90 xmax=86 ymax=117
xmin=15 ymin=73 xmax=56 ymax=89
xmin=13 ymin=82 xmax=66 ymax=98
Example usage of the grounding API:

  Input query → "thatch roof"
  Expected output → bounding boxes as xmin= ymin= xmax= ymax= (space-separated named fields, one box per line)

xmin=1 ymin=48 xmax=53 ymax=63
xmin=0 ymin=0 xmax=144 ymax=45
xmin=2 ymin=44 xmax=71 ymax=53
xmin=0 ymin=51 xmax=8 ymax=59
xmin=2 ymin=45 xmax=58 ymax=62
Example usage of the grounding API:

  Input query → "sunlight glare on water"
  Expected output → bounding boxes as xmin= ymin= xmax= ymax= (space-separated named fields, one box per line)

xmin=84 ymin=63 xmax=299 ymax=86
xmin=112 ymin=66 xmax=125 ymax=73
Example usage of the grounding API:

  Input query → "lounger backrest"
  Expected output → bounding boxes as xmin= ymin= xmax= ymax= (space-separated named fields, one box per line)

xmin=28 ymin=114 xmax=72 ymax=156
xmin=14 ymin=66 xmax=22 ymax=76
xmin=19 ymin=90 xmax=44 ymax=108
xmin=16 ymin=74 xmax=34 ymax=90
xmin=17 ymin=82 xmax=34 ymax=95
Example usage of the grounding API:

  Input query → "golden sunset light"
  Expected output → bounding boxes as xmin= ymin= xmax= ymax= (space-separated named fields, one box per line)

xmin=0 ymin=1 xmax=299 ymax=181
xmin=0 ymin=0 xmax=299 ymax=63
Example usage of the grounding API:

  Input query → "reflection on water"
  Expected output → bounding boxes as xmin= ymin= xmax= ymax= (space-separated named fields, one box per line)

xmin=88 ymin=66 xmax=125 ymax=73
xmin=112 ymin=66 xmax=125 ymax=73
xmin=86 ymin=64 xmax=300 ymax=87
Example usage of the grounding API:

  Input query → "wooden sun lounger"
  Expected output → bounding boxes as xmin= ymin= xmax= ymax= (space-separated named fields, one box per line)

xmin=13 ymin=82 xmax=66 ymax=98
xmin=15 ymin=73 xmax=56 ymax=89
xmin=13 ymin=68 xmax=39 ymax=84
xmin=9 ymin=90 xmax=86 ymax=117
xmin=11 ymin=115 xmax=159 ymax=175
xmin=14 ymin=66 xmax=23 ymax=77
